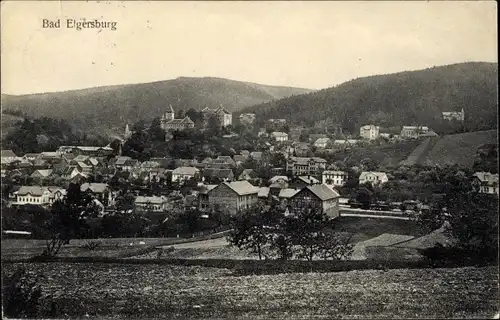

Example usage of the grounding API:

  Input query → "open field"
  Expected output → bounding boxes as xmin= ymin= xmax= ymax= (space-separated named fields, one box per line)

xmin=2 ymin=262 xmax=498 ymax=319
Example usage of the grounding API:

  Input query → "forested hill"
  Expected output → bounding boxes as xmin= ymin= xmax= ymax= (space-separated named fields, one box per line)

xmin=1 ymin=77 xmax=312 ymax=135
xmin=241 ymin=62 xmax=498 ymax=134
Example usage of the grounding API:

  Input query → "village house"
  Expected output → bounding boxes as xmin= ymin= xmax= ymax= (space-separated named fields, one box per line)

xmin=288 ymin=183 xmax=341 ymax=219
xmin=134 ymin=196 xmax=168 ymax=213
xmin=472 ymin=172 xmax=499 ymax=195
xmin=238 ymin=169 xmax=257 ymax=181
xmin=278 ymin=188 xmax=300 ymax=205
xmin=113 ymin=156 xmax=140 ymax=172
xmin=57 ymin=146 xmax=114 ymax=157
xmin=250 ymin=151 xmax=263 ymax=162
xmin=286 ymin=156 xmax=327 ymax=176
xmin=271 ymin=132 xmax=289 ymax=142
xmin=13 ymin=186 xmax=66 ymax=206
xmin=22 ymin=153 xmax=40 ymax=162
xmin=269 ymin=181 xmax=289 ymax=198
xmin=30 ymin=169 xmax=53 ymax=182
xmin=197 ymin=184 xmax=218 ymax=211
xmin=359 ymin=125 xmax=380 ymax=140
xmin=400 ymin=126 xmax=429 ymax=139
xmin=313 ymin=137 xmax=332 ymax=149
xmin=322 ymin=171 xmax=348 ymax=187
xmin=258 ymin=187 xmax=271 ymax=202
xmin=269 ymin=175 xmax=289 ymax=184
xmin=160 ymin=105 xmax=195 ymax=131
xmin=289 ymin=176 xmax=320 ymax=189
xmin=232 ymin=155 xmax=247 ymax=166
xmin=172 ymin=166 xmax=199 ymax=182
xmin=359 ymin=171 xmax=389 ymax=185
xmin=202 ymin=168 xmax=234 ymax=183
xmin=81 ymin=183 xmax=114 ymax=207
xmin=202 ymin=105 xmax=232 ymax=127
xmin=207 ymin=181 xmax=259 ymax=214
xmin=333 ymin=139 xmax=360 ymax=147
xmin=1 ymin=150 xmax=18 ymax=166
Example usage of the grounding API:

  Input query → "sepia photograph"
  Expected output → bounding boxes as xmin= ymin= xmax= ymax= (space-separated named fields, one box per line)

xmin=1 ymin=1 xmax=498 ymax=319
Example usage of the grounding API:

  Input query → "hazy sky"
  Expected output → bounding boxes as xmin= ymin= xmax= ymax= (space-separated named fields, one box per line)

xmin=1 ymin=1 xmax=497 ymax=95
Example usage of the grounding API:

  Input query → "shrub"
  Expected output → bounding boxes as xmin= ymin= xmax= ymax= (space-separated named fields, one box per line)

xmin=2 ymin=266 xmax=42 ymax=318
xmin=82 ymin=240 xmax=102 ymax=251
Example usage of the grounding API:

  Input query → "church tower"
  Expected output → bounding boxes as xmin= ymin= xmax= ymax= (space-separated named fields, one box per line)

xmin=165 ymin=104 xmax=175 ymax=121
xmin=124 ymin=123 xmax=132 ymax=139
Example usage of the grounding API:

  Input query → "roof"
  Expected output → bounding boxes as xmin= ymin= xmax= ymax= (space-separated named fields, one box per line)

xmin=322 ymin=170 xmax=347 ymax=175
xmin=402 ymin=126 xmax=429 ymax=131
xmin=474 ymin=172 xmax=499 ymax=186
xmin=269 ymin=175 xmax=289 ymax=183
xmin=172 ymin=166 xmax=199 ymax=175
xmin=31 ymin=169 xmax=53 ymax=177
xmin=15 ymin=186 xmax=51 ymax=196
xmin=141 ymin=161 xmax=161 ymax=168
xmin=203 ymin=168 xmax=234 ymax=179
xmin=88 ymin=158 xmax=100 ymax=166
xmin=302 ymin=183 xmax=340 ymax=201
xmin=23 ymin=153 xmax=40 ymax=158
xmin=199 ymin=184 xmax=218 ymax=194
xmin=77 ymin=162 xmax=92 ymax=169
xmin=421 ymin=131 xmax=438 ymax=137
xmin=211 ymin=181 xmax=258 ymax=196
xmin=81 ymin=183 xmax=109 ymax=193
xmin=279 ymin=188 xmax=299 ymax=198
xmin=314 ymin=138 xmax=331 ymax=145
xmin=271 ymin=132 xmax=288 ymax=137
xmin=115 ymin=156 xmax=132 ymax=165
xmin=258 ymin=187 xmax=270 ymax=197
xmin=270 ymin=181 xmax=289 ymax=189
xmin=360 ymin=125 xmax=379 ymax=130
xmin=250 ymin=152 xmax=262 ymax=160
xmin=1 ymin=150 xmax=17 ymax=158
xmin=233 ymin=155 xmax=247 ymax=162
xmin=73 ymin=155 xmax=90 ymax=162
xmin=135 ymin=196 xmax=167 ymax=204
xmin=359 ymin=171 xmax=388 ymax=180
xmin=289 ymin=157 xmax=327 ymax=165
xmin=297 ymin=176 xmax=320 ymax=184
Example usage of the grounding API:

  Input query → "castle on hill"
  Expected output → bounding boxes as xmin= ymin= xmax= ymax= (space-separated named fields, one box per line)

xmin=160 ymin=105 xmax=195 ymax=131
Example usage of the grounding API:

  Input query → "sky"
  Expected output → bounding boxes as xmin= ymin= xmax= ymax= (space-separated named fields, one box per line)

xmin=1 ymin=1 xmax=497 ymax=95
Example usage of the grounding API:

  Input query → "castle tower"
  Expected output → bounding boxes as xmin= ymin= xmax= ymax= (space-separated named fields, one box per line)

xmin=165 ymin=104 xmax=175 ymax=121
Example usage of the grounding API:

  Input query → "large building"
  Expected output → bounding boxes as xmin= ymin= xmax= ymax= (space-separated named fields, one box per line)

xmin=322 ymin=171 xmax=348 ymax=187
xmin=289 ymin=184 xmax=341 ymax=219
xmin=472 ymin=172 xmax=499 ymax=195
xmin=400 ymin=126 xmax=429 ymax=139
xmin=359 ymin=125 xmax=380 ymax=140
xmin=207 ymin=181 xmax=259 ymax=214
xmin=359 ymin=171 xmax=389 ymax=186
xmin=160 ymin=105 xmax=195 ymax=131
xmin=286 ymin=157 xmax=327 ymax=176
xmin=271 ymin=132 xmax=289 ymax=142
xmin=13 ymin=186 xmax=66 ymax=206
xmin=135 ymin=196 xmax=168 ymax=213
xmin=202 ymin=106 xmax=232 ymax=128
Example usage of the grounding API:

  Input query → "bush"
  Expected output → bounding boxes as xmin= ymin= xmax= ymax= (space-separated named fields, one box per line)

xmin=81 ymin=240 xmax=102 ymax=251
xmin=2 ymin=266 xmax=42 ymax=318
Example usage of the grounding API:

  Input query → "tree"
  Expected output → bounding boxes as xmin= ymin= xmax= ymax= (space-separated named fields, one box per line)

xmin=355 ymin=187 xmax=373 ymax=209
xmin=318 ymin=232 xmax=354 ymax=261
xmin=41 ymin=183 xmax=100 ymax=257
xmin=2 ymin=267 xmax=42 ymax=318
xmin=149 ymin=117 xmax=165 ymax=141
xmin=227 ymin=205 xmax=281 ymax=260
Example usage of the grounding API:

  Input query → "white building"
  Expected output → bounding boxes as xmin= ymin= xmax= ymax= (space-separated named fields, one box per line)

xmin=400 ymin=126 xmax=429 ymax=139
xmin=473 ymin=172 xmax=499 ymax=195
xmin=359 ymin=171 xmax=389 ymax=185
xmin=314 ymin=138 xmax=332 ymax=149
xmin=322 ymin=171 xmax=348 ymax=187
xmin=135 ymin=196 xmax=168 ymax=213
xmin=359 ymin=125 xmax=380 ymax=140
xmin=271 ymin=132 xmax=289 ymax=142
xmin=14 ymin=186 xmax=66 ymax=206
xmin=172 ymin=166 xmax=199 ymax=182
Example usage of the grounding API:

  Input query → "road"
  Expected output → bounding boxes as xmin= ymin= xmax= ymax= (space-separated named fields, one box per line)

xmin=340 ymin=212 xmax=411 ymax=220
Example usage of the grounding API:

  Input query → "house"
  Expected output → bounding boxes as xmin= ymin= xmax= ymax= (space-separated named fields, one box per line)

xmin=258 ymin=187 xmax=270 ymax=201
xmin=233 ymin=155 xmax=247 ymax=165
xmin=198 ymin=184 xmax=218 ymax=211
xmin=359 ymin=171 xmax=389 ymax=185
xmin=175 ymin=158 xmax=198 ymax=168
xmin=135 ymin=196 xmax=168 ymax=213
xmin=271 ymin=132 xmax=289 ymax=142
xmin=250 ymin=152 xmax=263 ymax=162
xmin=442 ymin=108 xmax=464 ymax=121
xmin=269 ymin=175 xmax=289 ymax=184
xmin=289 ymin=176 xmax=320 ymax=189
xmin=400 ymin=126 xmax=429 ymax=139
xmin=269 ymin=181 xmax=289 ymax=197
xmin=23 ymin=153 xmax=40 ymax=162
xmin=62 ymin=165 xmax=82 ymax=180
xmin=76 ymin=162 xmax=93 ymax=174
xmin=148 ymin=168 xmax=168 ymax=183
xmin=13 ymin=186 xmax=66 ymax=206
xmin=239 ymin=113 xmax=256 ymax=125
xmin=278 ymin=188 xmax=300 ymax=204
xmin=286 ymin=157 xmax=327 ymax=176
xmin=359 ymin=125 xmax=380 ymax=140
xmin=268 ymin=119 xmax=287 ymax=125
xmin=313 ymin=138 xmax=332 ymax=149
xmin=160 ymin=105 xmax=195 ymax=131
xmin=30 ymin=169 xmax=53 ymax=181
xmin=172 ymin=166 xmax=199 ymax=182
xmin=289 ymin=184 xmax=341 ymax=219
xmin=202 ymin=168 xmax=234 ymax=182
xmin=202 ymin=105 xmax=232 ymax=127
xmin=216 ymin=156 xmax=236 ymax=167
xmin=333 ymin=139 xmax=360 ymax=146
xmin=1 ymin=150 xmax=18 ymax=165
xmin=207 ymin=181 xmax=259 ymax=214
xmin=238 ymin=169 xmax=257 ymax=181
xmin=472 ymin=172 xmax=499 ymax=195
xmin=292 ymin=142 xmax=311 ymax=156
xmin=114 ymin=156 xmax=140 ymax=172
xmin=81 ymin=183 xmax=113 ymax=207
xmin=322 ymin=171 xmax=348 ymax=187
xmin=57 ymin=146 xmax=114 ymax=157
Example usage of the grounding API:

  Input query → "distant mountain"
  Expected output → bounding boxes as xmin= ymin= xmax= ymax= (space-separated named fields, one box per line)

xmin=1 ymin=77 xmax=312 ymax=134
xmin=241 ymin=62 xmax=498 ymax=133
